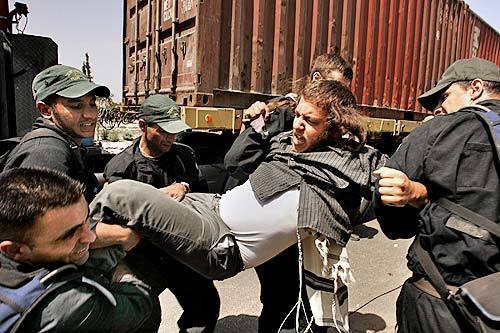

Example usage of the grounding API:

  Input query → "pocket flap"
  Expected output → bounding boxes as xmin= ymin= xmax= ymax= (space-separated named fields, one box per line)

xmin=460 ymin=272 xmax=500 ymax=322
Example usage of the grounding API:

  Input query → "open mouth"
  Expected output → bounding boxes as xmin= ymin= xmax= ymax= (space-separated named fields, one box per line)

xmin=80 ymin=121 xmax=96 ymax=130
xmin=293 ymin=132 xmax=305 ymax=144
xmin=75 ymin=246 xmax=89 ymax=256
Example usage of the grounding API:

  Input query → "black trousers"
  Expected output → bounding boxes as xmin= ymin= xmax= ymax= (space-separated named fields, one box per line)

xmin=126 ymin=241 xmax=220 ymax=333
xmin=396 ymin=278 xmax=461 ymax=333
xmin=255 ymin=244 xmax=327 ymax=333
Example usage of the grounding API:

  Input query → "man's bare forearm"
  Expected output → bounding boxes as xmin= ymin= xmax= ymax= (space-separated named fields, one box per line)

xmin=91 ymin=222 xmax=141 ymax=251
xmin=407 ymin=180 xmax=429 ymax=209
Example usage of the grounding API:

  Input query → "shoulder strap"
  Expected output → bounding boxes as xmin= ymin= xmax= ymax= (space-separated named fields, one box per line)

xmin=21 ymin=127 xmax=67 ymax=145
xmin=8 ymin=264 xmax=79 ymax=333
xmin=414 ymin=238 xmax=478 ymax=331
xmin=436 ymin=197 xmax=500 ymax=238
xmin=413 ymin=239 xmax=451 ymax=299
xmin=174 ymin=154 xmax=187 ymax=175
xmin=21 ymin=127 xmax=86 ymax=174
xmin=461 ymin=105 xmax=500 ymax=165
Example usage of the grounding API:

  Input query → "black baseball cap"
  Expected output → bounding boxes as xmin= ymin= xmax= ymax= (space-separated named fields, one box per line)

xmin=418 ymin=58 xmax=500 ymax=111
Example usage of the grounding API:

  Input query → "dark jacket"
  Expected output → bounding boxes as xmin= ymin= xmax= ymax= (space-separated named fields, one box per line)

xmin=0 ymin=249 xmax=159 ymax=332
xmin=374 ymin=99 xmax=500 ymax=286
xmin=224 ymin=103 xmax=295 ymax=181
xmin=249 ymin=131 xmax=386 ymax=246
xmin=4 ymin=117 xmax=100 ymax=202
xmin=104 ymin=138 xmax=206 ymax=191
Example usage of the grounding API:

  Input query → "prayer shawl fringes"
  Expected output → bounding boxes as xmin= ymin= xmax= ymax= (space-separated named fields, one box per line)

xmin=301 ymin=229 xmax=354 ymax=333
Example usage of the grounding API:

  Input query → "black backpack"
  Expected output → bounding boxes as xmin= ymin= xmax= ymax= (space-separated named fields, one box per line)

xmin=0 ymin=264 xmax=80 ymax=333
xmin=0 ymin=128 xmax=65 ymax=172
xmin=0 ymin=128 xmax=101 ymax=201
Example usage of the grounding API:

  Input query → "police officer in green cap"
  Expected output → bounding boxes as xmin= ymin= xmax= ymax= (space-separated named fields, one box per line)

xmin=104 ymin=94 xmax=207 ymax=199
xmin=373 ymin=58 xmax=500 ymax=333
xmin=3 ymin=64 xmax=110 ymax=201
xmin=103 ymin=94 xmax=218 ymax=333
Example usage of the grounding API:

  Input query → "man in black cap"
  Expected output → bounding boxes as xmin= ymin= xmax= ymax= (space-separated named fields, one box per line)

xmin=419 ymin=57 xmax=500 ymax=116
xmin=3 ymin=64 xmax=110 ymax=201
xmin=103 ymin=94 xmax=218 ymax=333
xmin=373 ymin=58 xmax=500 ymax=332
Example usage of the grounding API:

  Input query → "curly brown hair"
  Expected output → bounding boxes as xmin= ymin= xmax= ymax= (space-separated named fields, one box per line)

xmin=301 ymin=80 xmax=366 ymax=150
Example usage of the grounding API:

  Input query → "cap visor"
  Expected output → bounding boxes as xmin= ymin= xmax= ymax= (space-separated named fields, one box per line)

xmin=57 ymin=81 xmax=111 ymax=99
xmin=417 ymin=82 xmax=451 ymax=111
xmin=157 ymin=120 xmax=191 ymax=134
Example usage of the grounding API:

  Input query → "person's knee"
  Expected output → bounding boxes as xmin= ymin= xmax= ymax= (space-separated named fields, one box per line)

xmin=98 ymin=180 xmax=159 ymax=206
xmin=90 ymin=179 xmax=179 ymax=228
xmin=90 ymin=180 xmax=154 ymax=223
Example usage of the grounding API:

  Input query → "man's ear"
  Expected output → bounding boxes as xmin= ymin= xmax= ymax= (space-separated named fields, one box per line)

xmin=469 ymin=79 xmax=484 ymax=101
xmin=311 ymin=71 xmax=322 ymax=82
xmin=0 ymin=240 xmax=32 ymax=261
xmin=36 ymin=101 xmax=53 ymax=119
xmin=138 ymin=119 xmax=148 ymax=132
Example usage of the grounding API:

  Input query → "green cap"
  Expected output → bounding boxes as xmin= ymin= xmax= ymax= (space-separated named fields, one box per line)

xmin=139 ymin=95 xmax=190 ymax=134
xmin=32 ymin=65 xmax=110 ymax=102
xmin=418 ymin=57 xmax=500 ymax=111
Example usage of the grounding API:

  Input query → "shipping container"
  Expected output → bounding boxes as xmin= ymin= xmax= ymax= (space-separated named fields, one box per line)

xmin=122 ymin=0 xmax=500 ymax=129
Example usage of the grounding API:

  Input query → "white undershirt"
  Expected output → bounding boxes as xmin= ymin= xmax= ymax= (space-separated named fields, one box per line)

xmin=219 ymin=180 xmax=299 ymax=268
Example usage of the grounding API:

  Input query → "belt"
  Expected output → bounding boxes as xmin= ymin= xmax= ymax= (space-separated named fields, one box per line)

xmin=412 ymin=276 xmax=459 ymax=299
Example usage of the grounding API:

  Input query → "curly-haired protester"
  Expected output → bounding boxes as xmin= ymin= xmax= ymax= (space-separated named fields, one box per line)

xmin=224 ymin=53 xmax=358 ymax=333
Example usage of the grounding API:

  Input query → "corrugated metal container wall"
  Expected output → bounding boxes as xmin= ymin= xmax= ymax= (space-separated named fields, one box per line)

xmin=123 ymin=0 xmax=500 ymax=119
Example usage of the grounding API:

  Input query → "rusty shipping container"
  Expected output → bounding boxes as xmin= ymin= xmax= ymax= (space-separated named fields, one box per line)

xmin=123 ymin=0 xmax=500 ymax=124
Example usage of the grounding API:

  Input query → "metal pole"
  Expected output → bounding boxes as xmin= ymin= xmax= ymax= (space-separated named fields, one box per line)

xmin=154 ymin=0 xmax=161 ymax=93
xmin=170 ymin=0 xmax=178 ymax=95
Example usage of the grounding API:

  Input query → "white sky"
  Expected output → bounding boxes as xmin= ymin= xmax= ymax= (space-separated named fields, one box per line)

xmin=7 ymin=0 xmax=500 ymax=101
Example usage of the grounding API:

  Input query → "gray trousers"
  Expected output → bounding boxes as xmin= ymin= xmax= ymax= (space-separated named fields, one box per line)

xmin=89 ymin=179 xmax=244 ymax=281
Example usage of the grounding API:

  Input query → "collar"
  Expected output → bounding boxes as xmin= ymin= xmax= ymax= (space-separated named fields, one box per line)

xmin=32 ymin=117 xmax=80 ymax=148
